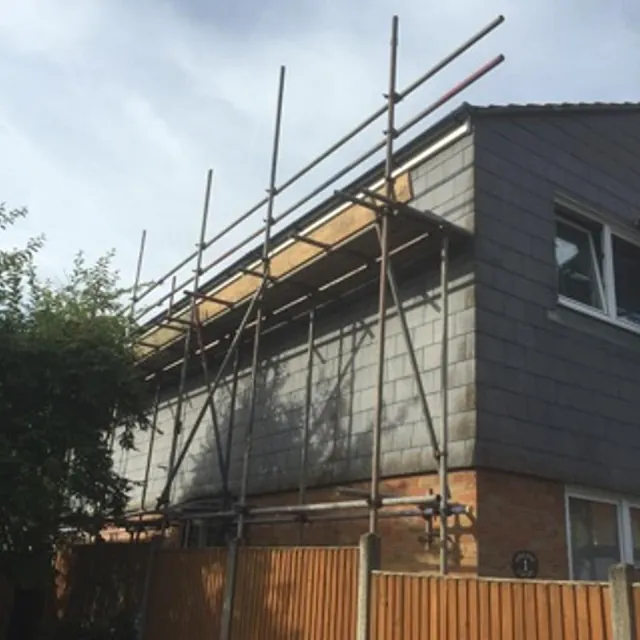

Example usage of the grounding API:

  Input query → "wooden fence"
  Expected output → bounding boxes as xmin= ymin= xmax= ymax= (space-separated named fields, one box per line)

xmin=53 ymin=544 xmax=359 ymax=639
xmin=51 ymin=542 xmax=149 ymax=637
xmin=228 ymin=547 xmax=358 ymax=639
xmin=372 ymin=572 xmax=614 ymax=639
xmin=144 ymin=547 xmax=227 ymax=639
xmin=50 ymin=542 xmax=638 ymax=639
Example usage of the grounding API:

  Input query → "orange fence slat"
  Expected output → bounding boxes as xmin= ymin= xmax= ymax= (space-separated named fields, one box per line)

xmin=144 ymin=547 xmax=227 ymax=640
xmin=634 ymin=586 xmax=640 ymax=640
xmin=371 ymin=573 xmax=616 ymax=640
xmin=48 ymin=543 xmax=635 ymax=640
xmin=231 ymin=546 xmax=358 ymax=640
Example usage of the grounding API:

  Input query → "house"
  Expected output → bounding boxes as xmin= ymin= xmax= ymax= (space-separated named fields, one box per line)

xmin=115 ymin=101 xmax=640 ymax=581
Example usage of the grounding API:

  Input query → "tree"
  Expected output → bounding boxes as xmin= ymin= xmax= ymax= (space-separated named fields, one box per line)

xmin=0 ymin=203 xmax=150 ymax=587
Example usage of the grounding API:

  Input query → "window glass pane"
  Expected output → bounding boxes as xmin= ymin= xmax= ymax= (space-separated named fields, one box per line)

xmin=569 ymin=497 xmax=620 ymax=581
xmin=184 ymin=520 xmax=202 ymax=548
xmin=613 ymin=236 xmax=640 ymax=326
xmin=630 ymin=507 xmax=640 ymax=566
xmin=556 ymin=220 xmax=604 ymax=310
xmin=204 ymin=518 xmax=226 ymax=547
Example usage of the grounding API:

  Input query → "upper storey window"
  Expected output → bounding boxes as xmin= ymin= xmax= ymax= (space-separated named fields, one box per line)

xmin=555 ymin=206 xmax=640 ymax=331
xmin=556 ymin=217 xmax=605 ymax=310
xmin=612 ymin=235 xmax=640 ymax=326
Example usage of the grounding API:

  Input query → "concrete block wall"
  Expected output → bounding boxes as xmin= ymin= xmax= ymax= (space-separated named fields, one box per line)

xmin=473 ymin=110 xmax=640 ymax=494
xmin=114 ymin=131 xmax=478 ymax=509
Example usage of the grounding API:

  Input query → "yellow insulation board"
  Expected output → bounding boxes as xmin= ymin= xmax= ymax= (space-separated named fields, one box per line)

xmin=135 ymin=172 xmax=413 ymax=360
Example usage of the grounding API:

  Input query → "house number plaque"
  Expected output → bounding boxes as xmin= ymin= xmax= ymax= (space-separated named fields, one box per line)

xmin=511 ymin=550 xmax=538 ymax=579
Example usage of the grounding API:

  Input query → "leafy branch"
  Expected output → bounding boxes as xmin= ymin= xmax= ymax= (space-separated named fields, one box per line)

xmin=0 ymin=203 xmax=150 ymax=585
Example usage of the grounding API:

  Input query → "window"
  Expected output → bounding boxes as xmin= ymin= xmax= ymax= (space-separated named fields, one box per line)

xmin=612 ymin=236 xmax=640 ymax=325
xmin=555 ymin=206 xmax=640 ymax=331
xmin=182 ymin=517 xmax=227 ymax=548
xmin=556 ymin=219 xmax=605 ymax=310
xmin=568 ymin=497 xmax=620 ymax=580
xmin=566 ymin=489 xmax=640 ymax=580
xmin=630 ymin=507 xmax=640 ymax=567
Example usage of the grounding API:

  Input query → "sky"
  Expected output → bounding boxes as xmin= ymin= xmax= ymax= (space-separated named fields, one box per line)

xmin=0 ymin=0 xmax=638 ymax=321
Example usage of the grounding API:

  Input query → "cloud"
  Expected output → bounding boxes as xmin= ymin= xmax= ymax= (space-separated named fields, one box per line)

xmin=0 ymin=0 xmax=638 ymax=314
xmin=0 ymin=0 xmax=103 ymax=59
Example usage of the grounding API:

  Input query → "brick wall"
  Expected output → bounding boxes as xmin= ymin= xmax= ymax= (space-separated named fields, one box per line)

xmin=475 ymin=469 xmax=568 ymax=579
xmin=100 ymin=467 xmax=568 ymax=578
xmin=238 ymin=468 xmax=569 ymax=579
xmin=245 ymin=470 xmax=478 ymax=574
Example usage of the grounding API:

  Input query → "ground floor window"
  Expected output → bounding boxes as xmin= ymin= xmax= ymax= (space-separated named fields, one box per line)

xmin=182 ymin=517 xmax=227 ymax=548
xmin=566 ymin=489 xmax=640 ymax=580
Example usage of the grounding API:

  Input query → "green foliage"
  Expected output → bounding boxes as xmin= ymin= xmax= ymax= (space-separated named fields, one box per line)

xmin=0 ymin=203 xmax=150 ymax=585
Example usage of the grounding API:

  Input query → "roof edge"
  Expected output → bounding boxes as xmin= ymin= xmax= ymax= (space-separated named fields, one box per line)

xmin=138 ymin=102 xmax=473 ymax=334
xmin=466 ymin=101 xmax=640 ymax=118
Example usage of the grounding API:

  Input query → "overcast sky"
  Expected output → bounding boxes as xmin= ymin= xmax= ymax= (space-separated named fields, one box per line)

xmin=0 ymin=0 xmax=638 ymax=317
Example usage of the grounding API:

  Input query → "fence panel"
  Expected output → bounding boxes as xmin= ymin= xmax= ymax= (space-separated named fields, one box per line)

xmin=144 ymin=547 xmax=227 ymax=640
xmin=52 ymin=542 xmax=149 ymax=636
xmin=51 ymin=543 xmax=631 ymax=639
xmin=371 ymin=572 xmax=612 ymax=640
xmin=231 ymin=546 xmax=359 ymax=640
xmin=633 ymin=586 xmax=640 ymax=640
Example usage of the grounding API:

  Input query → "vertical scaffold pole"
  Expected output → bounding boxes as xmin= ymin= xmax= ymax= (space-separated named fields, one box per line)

xmin=439 ymin=234 xmax=450 ymax=575
xmin=141 ymin=274 xmax=175 ymax=507
xmin=370 ymin=14 xmax=398 ymax=536
xmin=220 ymin=66 xmax=286 ymax=640
xmin=166 ymin=170 xmax=213 ymax=503
xmin=298 ymin=308 xmax=315 ymax=543
xmin=138 ymin=382 xmax=161 ymax=537
xmin=223 ymin=344 xmax=241 ymax=510
xmin=130 ymin=229 xmax=147 ymax=324
xmin=238 ymin=66 xmax=285 ymax=540
xmin=236 ymin=65 xmax=286 ymax=543
xmin=110 ymin=229 xmax=148 ymax=453
xmin=188 ymin=169 xmax=229 ymax=500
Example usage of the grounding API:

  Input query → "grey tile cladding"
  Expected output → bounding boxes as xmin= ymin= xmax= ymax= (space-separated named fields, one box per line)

xmin=116 ymin=106 xmax=640 ymax=510
xmin=474 ymin=111 xmax=640 ymax=494
xmin=115 ymin=134 xmax=477 ymax=509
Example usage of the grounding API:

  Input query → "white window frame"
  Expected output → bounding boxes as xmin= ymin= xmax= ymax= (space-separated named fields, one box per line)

xmin=556 ymin=215 xmax=607 ymax=313
xmin=565 ymin=485 xmax=640 ymax=579
xmin=555 ymin=197 xmax=640 ymax=337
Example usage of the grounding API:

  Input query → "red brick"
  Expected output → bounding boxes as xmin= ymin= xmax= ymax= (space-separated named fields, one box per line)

xmin=189 ymin=468 xmax=569 ymax=578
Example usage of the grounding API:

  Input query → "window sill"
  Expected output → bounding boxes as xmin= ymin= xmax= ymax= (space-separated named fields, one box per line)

xmin=555 ymin=297 xmax=640 ymax=337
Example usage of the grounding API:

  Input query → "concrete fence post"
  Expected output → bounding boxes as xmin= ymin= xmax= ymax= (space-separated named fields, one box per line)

xmin=219 ymin=539 xmax=240 ymax=640
xmin=357 ymin=533 xmax=381 ymax=640
xmin=609 ymin=563 xmax=636 ymax=640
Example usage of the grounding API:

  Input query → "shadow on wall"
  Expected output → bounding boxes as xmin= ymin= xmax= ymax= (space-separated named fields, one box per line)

xmin=247 ymin=473 xmax=478 ymax=576
xmin=185 ymin=312 xmax=419 ymax=506
xmin=375 ymin=475 xmax=477 ymax=575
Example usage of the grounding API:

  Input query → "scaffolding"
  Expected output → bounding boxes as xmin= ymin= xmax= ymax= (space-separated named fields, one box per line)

xmin=118 ymin=14 xmax=505 ymax=592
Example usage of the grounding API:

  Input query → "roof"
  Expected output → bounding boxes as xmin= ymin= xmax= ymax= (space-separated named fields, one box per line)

xmin=464 ymin=100 xmax=640 ymax=117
